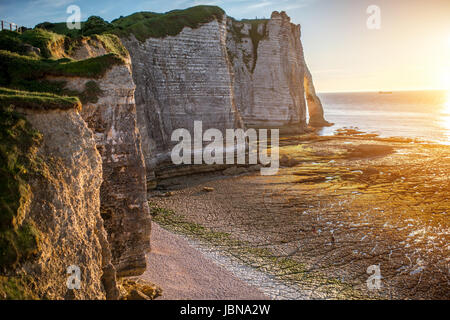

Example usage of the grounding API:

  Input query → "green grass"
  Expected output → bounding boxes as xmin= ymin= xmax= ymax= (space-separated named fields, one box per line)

xmin=112 ymin=5 xmax=225 ymax=41
xmin=19 ymin=29 xmax=65 ymax=58
xmin=0 ymin=105 xmax=42 ymax=271
xmin=0 ymin=29 xmax=65 ymax=58
xmin=90 ymin=34 xmax=129 ymax=58
xmin=35 ymin=21 xmax=85 ymax=39
xmin=0 ymin=25 xmax=120 ymax=112
xmin=1 ymin=28 xmax=128 ymax=60
xmin=0 ymin=87 xmax=81 ymax=110
xmin=0 ymin=50 xmax=124 ymax=82
xmin=35 ymin=5 xmax=225 ymax=42
xmin=0 ymin=49 xmax=121 ymax=108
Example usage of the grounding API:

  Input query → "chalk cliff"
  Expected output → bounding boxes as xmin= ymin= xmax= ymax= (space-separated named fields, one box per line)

xmin=1 ymin=5 xmax=329 ymax=299
xmin=0 ymin=32 xmax=150 ymax=299
xmin=120 ymin=9 xmax=329 ymax=181
xmin=227 ymin=11 xmax=330 ymax=130
xmin=58 ymin=41 xmax=151 ymax=277
xmin=227 ymin=11 xmax=306 ymax=131
xmin=3 ymin=107 xmax=117 ymax=299
xmin=122 ymin=17 xmax=243 ymax=180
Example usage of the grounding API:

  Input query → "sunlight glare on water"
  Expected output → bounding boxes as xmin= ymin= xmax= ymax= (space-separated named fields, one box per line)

xmin=444 ymin=91 xmax=450 ymax=114
xmin=318 ymin=90 xmax=450 ymax=145
xmin=442 ymin=91 xmax=450 ymax=144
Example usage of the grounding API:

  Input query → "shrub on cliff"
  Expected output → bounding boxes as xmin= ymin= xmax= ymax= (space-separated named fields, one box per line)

xmin=83 ymin=16 xmax=111 ymax=36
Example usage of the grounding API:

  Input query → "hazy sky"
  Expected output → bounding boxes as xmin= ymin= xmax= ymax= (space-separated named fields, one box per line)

xmin=1 ymin=0 xmax=450 ymax=92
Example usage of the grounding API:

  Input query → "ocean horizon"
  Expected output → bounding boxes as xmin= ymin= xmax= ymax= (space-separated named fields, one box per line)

xmin=317 ymin=89 xmax=450 ymax=145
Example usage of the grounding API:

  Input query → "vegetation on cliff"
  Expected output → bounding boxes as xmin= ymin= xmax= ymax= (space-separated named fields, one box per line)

xmin=0 ymin=28 xmax=126 ymax=110
xmin=0 ymin=29 xmax=64 ymax=59
xmin=229 ymin=18 xmax=269 ymax=73
xmin=0 ymin=24 xmax=128 ymax=299
xmin=0 ymin=50 xmax=123 ymax=82
xmin=0 ymin=88 xmax=81 ymax=110
xmin=36 ymin=5 xmax=225 ymax=42
xmin=0 ymin=105 xmax=42 ymax=280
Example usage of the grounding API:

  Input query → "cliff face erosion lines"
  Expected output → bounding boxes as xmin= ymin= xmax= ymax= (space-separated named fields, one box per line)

xmin=227 ymin=11 xmax=307 ymax=131
xmin=120 ymin=9 xmax=329 ymax=181
xmin=122 ymin=17 xmax=243 ymax=183
xmin=52 ymin=42 xmax=151 ymax=277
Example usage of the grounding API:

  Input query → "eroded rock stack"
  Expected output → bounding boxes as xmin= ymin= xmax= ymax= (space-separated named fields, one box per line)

xmin=227 ymin=11 xmax=307 ymax=132
xmin=304 ymin=64 xmax=333 ymax=127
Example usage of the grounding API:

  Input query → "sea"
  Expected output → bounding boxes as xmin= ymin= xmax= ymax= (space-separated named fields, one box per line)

xmin=316 ymin=90 xmax=450 ymax=145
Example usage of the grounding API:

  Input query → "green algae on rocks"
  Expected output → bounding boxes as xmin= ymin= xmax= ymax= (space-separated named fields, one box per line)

xmin=149 ymin=203 xmax=365 ymax=299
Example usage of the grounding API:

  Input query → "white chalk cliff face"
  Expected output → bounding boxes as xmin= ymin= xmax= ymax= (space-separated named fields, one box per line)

xmin=122 ymin=10 xmax=329 ymax=180
xmin=49 ymin=40 xmax=152 ymax=278
xmin=122 ymin=17 xmax=243 ymax=175
xmin=227 ymin=11 xmax=307 ymax=131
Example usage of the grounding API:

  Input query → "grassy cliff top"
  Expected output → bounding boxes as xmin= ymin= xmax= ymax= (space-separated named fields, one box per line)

xmin=0 ymin=29 xmax=128 ymax=59
xmin=0 ymin=28 xmax=126 ymax=111
xmin=36 ymin=5 xmax=225 ymax=42
xmin=0 ymin=88 xmax=81 ymax=110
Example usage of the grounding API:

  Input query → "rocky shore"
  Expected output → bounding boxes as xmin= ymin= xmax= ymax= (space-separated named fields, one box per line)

xmin=148 ymin=131 xmax=450 ymax=300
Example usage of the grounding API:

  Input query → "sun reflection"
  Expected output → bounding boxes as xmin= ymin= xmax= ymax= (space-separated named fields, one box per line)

xmin=445 ymin=91 xmax=450 ymax=114
xmin=443 ymin=91 xmax=450 ymax=144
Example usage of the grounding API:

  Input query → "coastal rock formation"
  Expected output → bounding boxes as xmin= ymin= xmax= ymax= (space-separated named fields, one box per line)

xmin=0 ymin=5 xmax=330 ymax=299
xmin=304 ymin=64 xmax=332 ymax=127
xmin=226 ymin=11 xmax=307 ymax=132
xmin=227 ymin=11 xmax=330 ymax=130
xmin=57 ymin=52 xmax=151 ymax=277
xmin=17 ymin=108 xmax=116 ymax=299
xmin=122 ymin=16 xmax=243 ymax=178
xmin=120 ymin=9 xmax=329 ymax=181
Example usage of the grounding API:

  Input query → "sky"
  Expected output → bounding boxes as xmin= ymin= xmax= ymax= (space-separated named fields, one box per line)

xmin=1 ymin=0 xmax=450 ymax=92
